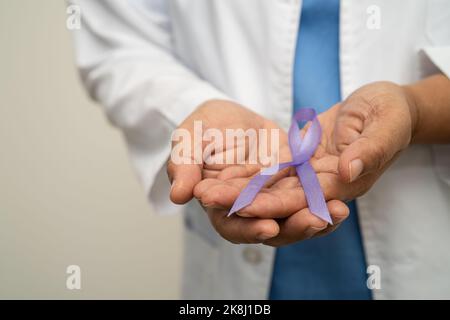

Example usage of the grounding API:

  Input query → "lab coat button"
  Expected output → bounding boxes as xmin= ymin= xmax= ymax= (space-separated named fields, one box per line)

xmin=243 ymin=247 xmax=262 ymax=265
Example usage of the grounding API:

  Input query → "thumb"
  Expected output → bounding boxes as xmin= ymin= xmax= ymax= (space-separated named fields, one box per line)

xmin=168 ymin=117 xmax=204 ymax=204
xmin=336 ymin=117 xmax=405 ymax=183
xmin=167 ymin=160 xmax=202 ymax=204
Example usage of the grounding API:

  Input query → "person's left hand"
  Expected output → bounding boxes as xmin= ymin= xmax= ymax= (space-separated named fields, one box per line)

xmin=194 ymin=81 xmax=418 ymax=246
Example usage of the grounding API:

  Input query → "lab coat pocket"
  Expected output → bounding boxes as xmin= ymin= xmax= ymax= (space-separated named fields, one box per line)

xmin=426 ymin=0 xmax=450 ymax=45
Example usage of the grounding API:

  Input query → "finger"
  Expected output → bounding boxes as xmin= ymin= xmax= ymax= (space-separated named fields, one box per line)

xmin=328 ymin=199 xmax=350 ymax=224
xmin=200 ymin=164 xmax=353 ymax=219
xmin=334 ymin=104 xmax=408 ymax=183
xmin=310 ymin=200 xmax=351 ymax=238
xmin=193 ymin=178 xmax=223 ymax=199
xmin=217 ymin=164 xmax=261 ymax=180
xmin=263 ymin=208 xmax=327 ymax=247
xmin=309 ymin=154 xmax=339 ymax=175
xmin=206 ymin=208 xmax=280 ymax=244
xmin=196 ymin=165 xmax=294 ymax=211
xmin=194 ymin=178 xmax=249 ymax=209
xmin=217 ymin=163 xmax=293 ymax=187
xmin=167 ymin=160 xmax=202 ymax=204
xmin=203 ymin=169 xmax=220 ymax=179
xmin=263 ymin=200 xmax=349 ymax=247
xmin=236 ymin=171 xmax=346 ymax=219
xmin=270 ymin=176 xmax=299 ymax=190
xmin=237 ymin=187 xmax=307 ymax=219
xmin=333 ymin=106 xmax=364 ymax=154
xmin=311 ymin=223 xmax=341 ymax=239
xmin=265 ymin=156 xmax=340 ymax=188
xmin=215 ymin=142 xmax=294 ymax=182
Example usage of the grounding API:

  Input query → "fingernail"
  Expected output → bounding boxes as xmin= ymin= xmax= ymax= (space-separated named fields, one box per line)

xmin=257 ymin=232 xmax=274 ymax=242
xmin=349 ymin=159 xmax=364 ymax=182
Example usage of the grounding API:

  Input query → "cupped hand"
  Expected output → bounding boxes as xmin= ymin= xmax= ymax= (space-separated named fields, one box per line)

xmin=195 ymin=81 xmax=417 ymax=245
xmin=168 ymin=99 xmax=287 ymax=243
xmin=167 ymin=99 xmax=287 ymax=204
xmin=168 ymin=99 xmax=350 ymax=245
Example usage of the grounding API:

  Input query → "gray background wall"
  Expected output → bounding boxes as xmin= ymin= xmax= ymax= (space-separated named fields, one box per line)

xmin=0 ymin=0 xmax=182 ymax=299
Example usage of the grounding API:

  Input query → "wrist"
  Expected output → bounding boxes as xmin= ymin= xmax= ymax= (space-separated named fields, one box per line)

xmin=402 ymin=84 xmax=421 ymax=143
xmin=401 ymin=74 xmax=450 ymax=144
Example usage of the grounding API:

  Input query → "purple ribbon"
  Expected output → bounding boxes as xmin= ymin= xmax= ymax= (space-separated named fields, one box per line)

xmin=228 ymin=108 xmax=332 ymax=224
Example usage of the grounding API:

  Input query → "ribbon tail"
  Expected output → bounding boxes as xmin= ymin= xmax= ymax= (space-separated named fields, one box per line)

xmin=296 ymin=161 xmax=333 ymax=224
xmin=228 ymin=162 xmax=293 ymax=216
xmin=227 ymin=174 xmax=272 ymax=216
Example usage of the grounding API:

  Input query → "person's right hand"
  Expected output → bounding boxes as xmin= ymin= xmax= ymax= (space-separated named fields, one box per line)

xmin=167 ymin=99 xmax=288 ymax=243
xmin=168 ymin=99 xmax=287 ymax=204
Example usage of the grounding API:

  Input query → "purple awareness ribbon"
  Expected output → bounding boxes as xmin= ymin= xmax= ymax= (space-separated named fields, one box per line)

xmin=228 ymin=108 xmax=332 ymax=224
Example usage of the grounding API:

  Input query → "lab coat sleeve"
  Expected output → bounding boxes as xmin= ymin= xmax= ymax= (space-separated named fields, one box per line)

xmin=421 ymin=1 xmax=450 ymax=186
xmin=425 ymin=46 xmax=450 ymax=185
xmin=68 ymin=0 xmax=229 ymax=214
xmin=423 ymin=47 xmax=450 ymax=78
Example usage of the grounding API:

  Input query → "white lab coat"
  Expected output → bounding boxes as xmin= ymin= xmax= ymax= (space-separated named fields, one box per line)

xmin=70 ymin=0 xmax=450 ymax=299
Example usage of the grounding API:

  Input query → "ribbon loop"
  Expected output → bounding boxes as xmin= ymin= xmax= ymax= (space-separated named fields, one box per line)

xmin=228 ymin=108 xmax=332 ymax=224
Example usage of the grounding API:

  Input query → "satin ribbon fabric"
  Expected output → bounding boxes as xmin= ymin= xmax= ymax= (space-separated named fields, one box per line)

xmin=228 ymin=108 xmax=332 ymax=224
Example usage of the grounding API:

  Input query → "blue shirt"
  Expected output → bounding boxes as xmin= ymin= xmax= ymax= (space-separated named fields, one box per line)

xmin=269 ymin=0 xmax=372 ymax=300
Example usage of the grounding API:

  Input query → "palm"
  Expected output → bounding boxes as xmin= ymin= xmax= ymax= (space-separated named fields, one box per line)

xmin=193 ymin=104 xmax=351 ymax=246
xmin=194 ymin=104 xmax=345 ymax=216
xmin=190 ymin=82 xmax=417 ymax=245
